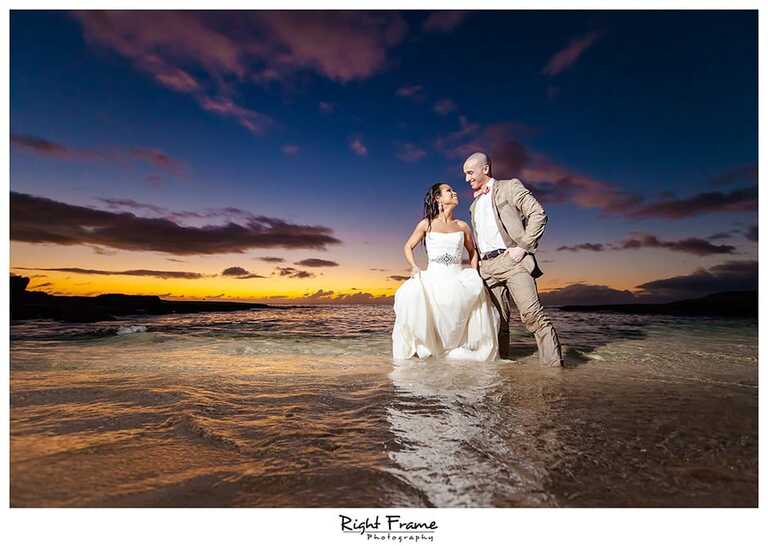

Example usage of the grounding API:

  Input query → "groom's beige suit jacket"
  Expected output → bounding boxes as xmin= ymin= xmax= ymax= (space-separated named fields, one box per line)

xmin=469 ymin=178 xmax=547 ymax=278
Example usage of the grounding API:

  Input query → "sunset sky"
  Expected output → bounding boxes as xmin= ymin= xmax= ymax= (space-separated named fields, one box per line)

xmin=10 ymin=10 xmax=758 ymax=305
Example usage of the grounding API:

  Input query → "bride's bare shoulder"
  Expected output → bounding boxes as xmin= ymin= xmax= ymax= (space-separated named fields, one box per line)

xmin=415 ymin=218 xmax=430 ymax=231
xmin=454 ymin=220 xmax=471 ymax=232
xmin=407 ymin=218 xmax=430 ymax=236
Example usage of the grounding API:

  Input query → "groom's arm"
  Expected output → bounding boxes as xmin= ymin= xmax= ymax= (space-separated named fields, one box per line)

xmin=509 ymin=179 xmax=547 ymax=254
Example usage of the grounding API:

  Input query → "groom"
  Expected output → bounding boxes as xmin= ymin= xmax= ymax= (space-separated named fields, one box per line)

xmin=465 ymin=152 xmax=564 ymax=367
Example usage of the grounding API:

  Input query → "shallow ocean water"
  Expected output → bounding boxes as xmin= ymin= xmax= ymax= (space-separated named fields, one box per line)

xmin=10 ymin=305 xmax=758 ymax=507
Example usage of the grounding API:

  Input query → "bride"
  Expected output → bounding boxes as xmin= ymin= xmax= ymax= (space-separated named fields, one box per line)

xmin=392 ymin=183 xmax=500 ymax=361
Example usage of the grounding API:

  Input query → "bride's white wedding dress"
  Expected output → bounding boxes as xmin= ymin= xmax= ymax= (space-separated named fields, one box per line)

xmin=392 ymin=230 xmax=500 ymax=361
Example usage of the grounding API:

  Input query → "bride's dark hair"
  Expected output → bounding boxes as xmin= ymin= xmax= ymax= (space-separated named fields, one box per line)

xmin=422 ymin=183 xmax=443 ymax=248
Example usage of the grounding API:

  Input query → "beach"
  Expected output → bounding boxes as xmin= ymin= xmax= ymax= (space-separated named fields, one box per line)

xmin=10 ymin=305 xmax=758 ymax=507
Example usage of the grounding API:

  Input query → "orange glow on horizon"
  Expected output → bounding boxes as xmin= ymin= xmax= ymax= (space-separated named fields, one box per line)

xmin=10 ymin=267 xmax=399 ymax=302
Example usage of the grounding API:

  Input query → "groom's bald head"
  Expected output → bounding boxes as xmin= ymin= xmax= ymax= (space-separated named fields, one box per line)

xmin=463 ymin=152 xmax=492 ymax=190
xmin=464 ymin=152 xmax=490 ymax=170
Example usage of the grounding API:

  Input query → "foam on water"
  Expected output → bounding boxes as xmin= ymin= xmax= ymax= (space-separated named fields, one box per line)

xmin=117 ymin=325 xmax=148 ymax=335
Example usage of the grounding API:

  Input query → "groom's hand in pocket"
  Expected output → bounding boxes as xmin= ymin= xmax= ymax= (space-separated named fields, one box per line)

xmin=505 ymin=247 xmax=526 ymax=263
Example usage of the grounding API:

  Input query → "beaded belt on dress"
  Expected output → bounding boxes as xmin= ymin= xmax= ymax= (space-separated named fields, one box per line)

xmin=429 ymin=252 xmax=461 ymax=265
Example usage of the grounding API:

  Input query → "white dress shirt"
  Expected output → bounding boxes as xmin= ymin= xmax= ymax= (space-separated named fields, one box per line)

xmin=474 ymin=178 xmax=508 ymax=254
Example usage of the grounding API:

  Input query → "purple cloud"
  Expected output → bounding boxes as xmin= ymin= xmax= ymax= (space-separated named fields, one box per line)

xmin=11 ymin=192 xmax=342 ymax=255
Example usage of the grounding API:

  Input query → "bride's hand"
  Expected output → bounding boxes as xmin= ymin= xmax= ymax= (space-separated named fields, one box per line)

xmin=410 ymin=266 xmax=421 ymax=277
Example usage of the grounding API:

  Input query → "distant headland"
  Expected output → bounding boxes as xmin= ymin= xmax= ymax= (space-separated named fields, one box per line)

xmin=10 ymin=275 xmax=757 ymax=323
xmin=559 ymin=290 xmax=757 ymax=318
xmin=10 ymin=274 xmax=273 ymax=323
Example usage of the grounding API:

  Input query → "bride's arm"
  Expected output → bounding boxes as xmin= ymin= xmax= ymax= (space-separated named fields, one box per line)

xmin=459 ymin=221 xmax=479 ymax=269
xmin=403 ymin=219 xmax=428 ymax=275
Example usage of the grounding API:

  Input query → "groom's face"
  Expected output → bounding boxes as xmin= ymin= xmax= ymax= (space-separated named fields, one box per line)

xmin=463 ymin=159 xmax=490 ymax=190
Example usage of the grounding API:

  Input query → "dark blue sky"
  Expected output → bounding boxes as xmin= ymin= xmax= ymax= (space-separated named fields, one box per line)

xmin=9 ymin=10 xmax=758 ymax=304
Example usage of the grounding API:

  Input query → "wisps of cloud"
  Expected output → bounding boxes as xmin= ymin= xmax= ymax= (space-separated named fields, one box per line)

xmin=435 ymin=118 xmax=641 ymax=214
xmin=433 ymin=98 xmax=458 ymax=115
xmin=97 ymin=198 xmax=268 ymax=225
xmin=274 ymin=266 xmax=315 ymax=279
xmin=556 ymin=242 xmax=605 ymax=252
xmin=281 ymin=144 xmax=300 ymax=156
xmin=257 ymin=256 xmax=285 ymax=263
xmin=10 ymin=133 xmax=101 ymax=161
xmin=303 ymin=289 xmax=335 ymax=299
xmin=267 ymin=288 xmax=393 ymax=305
xmin=198 ymin=96 xmax=273 ymax=135
xmin=13 ymin=266 xmax=205 ymax=279
xmin=332 ymin=292 xmax=393 ymax=304
xmin=541 ymin=260 xmax=758 ymax=305
xmin=707 ymin=231 xmax=737 ymax=240
xmin=558 ymin=233 xmax=737 ymax=256
xmin=11 ymin=191 xmax=342 ymax=255
xmin=221 ymin=266 xmax=266 ymax=279
xmin=396 ymin=142 xmax=427 ymax=163
xmin=11 ymin=133 xmax=186 ymax=177
xmin=614 ymin=234 xmax=736 ymax=256
xmin=627 ymin=186 xmax=758 ymax=220
xmin=73 ymin=11 xmax=407 ymax=133
xmin=542 ymin=31 xmax=603 ymax=76
xmin=349 ymin=136 xmax=368 ymax=157
xmin=221 ymin=266 xmax=250 ymax=277
xmin=89 ymin=245 xmax=118 ymax=256
xmin=252 ymin=12 xmax=407 ymax=82
xmin=127 ymin=147 xmax=186 ymax=176
xmin=295 ymin=258 xmax=339 ymax=267
xmin=99 ymin=198 xmax=168 ymax=215
xmin=396 ymin=84 xmax=425 ymax=100
xmin=435 ymin=119 xmax=757 ymax=219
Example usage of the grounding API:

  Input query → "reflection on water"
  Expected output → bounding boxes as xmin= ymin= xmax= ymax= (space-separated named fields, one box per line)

xmin=388 ymin=359 xmax=557 ymax=506
xmin=10 ymin=305 xmax=758 ymax=507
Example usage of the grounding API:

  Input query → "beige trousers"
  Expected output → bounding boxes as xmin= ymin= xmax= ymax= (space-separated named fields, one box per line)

xmin=479 ymin=253 xmax=563 ymax=366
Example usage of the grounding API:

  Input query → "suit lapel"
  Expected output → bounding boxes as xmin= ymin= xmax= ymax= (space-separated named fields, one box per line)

xmin=491 ymin=179 xmax=501 ymax=215
xmin=491 ymin=179 xmax=515 ymax=248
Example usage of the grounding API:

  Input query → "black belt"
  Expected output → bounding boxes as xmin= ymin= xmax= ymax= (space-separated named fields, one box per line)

xmin=480 ymin=248 xmax=507 ymax=261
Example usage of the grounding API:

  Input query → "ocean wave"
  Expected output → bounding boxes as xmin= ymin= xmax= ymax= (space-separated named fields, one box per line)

xmin=159 ymin=414 xmax=243 ymax=452
xmin=117 ymin=325 xmax=148 ymax=335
